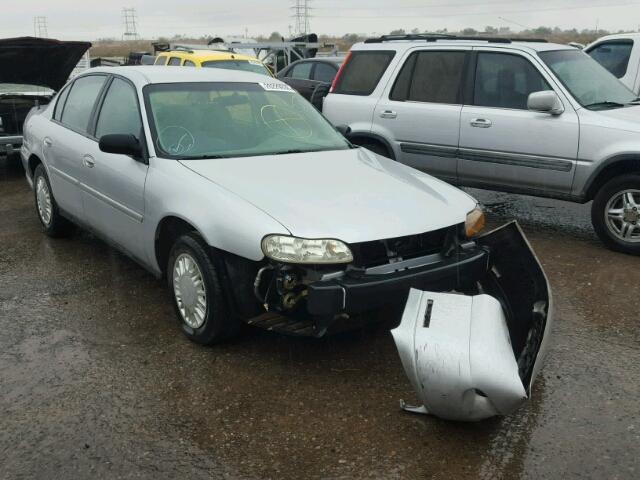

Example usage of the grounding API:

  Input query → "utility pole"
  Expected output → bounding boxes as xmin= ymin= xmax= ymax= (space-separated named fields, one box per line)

xmin=33 ymin=16 xmax=48 ymax=38
xmin=122 ymin=7 xmax=139 ymax=41
xmin=291 ymin=0 xmax=312 ymax=35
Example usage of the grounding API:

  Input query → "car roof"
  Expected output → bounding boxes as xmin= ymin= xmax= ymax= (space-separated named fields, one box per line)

xmin=157 ymin=49 xmax=259 ymax=62
xmin=293 ymin=56 xmax=344 ymax=64
xmin=84 ymin=66 xmax=276 ymax=87
xmin=350 ymin=39 xmax=573 ymax=54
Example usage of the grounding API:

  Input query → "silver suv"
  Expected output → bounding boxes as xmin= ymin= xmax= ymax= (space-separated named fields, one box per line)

xmin=323 ymin=34 xmax=640 ymax=255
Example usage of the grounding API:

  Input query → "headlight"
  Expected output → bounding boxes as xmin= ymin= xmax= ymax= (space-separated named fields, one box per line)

xmin=465 ymin=206 xmax=486 ymax=237
xmin=261 ymin=235 xmax=353 ymax=264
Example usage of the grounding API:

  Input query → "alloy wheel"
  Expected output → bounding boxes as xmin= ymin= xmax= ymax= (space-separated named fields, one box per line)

xmin=605 ymin=189 xmax=640 ymax=243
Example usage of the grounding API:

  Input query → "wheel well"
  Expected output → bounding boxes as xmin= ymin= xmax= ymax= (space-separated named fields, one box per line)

xmin=349 ymin=134 xmax=395 ymax=159
xmin=155 ymin=216 xmax=198 ymax=276
xmin=586 ymin=158 xmax=640 ymax=200
xmin=28 ymin=154 xmax=42 ymax=178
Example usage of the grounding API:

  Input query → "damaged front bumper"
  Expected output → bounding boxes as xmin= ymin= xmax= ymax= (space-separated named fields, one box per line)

xmin=391 ymin=221 xmax=552 ymax=421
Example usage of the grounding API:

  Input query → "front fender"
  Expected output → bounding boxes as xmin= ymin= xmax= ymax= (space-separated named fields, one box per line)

xmin=143 ymin=159 xmax=291 ymax=271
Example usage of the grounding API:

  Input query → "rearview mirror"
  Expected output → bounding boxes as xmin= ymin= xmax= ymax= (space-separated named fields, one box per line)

xmin=99 ymin=134 xmax=144 ymax=160
xmin=335 ymin=124 xmax=352 ymax=138
xmin=527 ymin=90 xmax=564 ymax=115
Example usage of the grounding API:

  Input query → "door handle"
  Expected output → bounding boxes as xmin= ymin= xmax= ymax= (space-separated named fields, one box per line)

xmin=470 ymin=118 xmax=492 ymax=128
xmin=380 ymin=110 xmax=397 ymax=119
xmin=43 ymin=137 xmax=53 ymax=147
xmin=82 ymin=154 xmax=95 ymax=168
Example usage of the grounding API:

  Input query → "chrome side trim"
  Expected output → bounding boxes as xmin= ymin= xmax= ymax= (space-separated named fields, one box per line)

xmin=398 ymin=141 xmax=574 ymax=172
xmin=49 ymin=165 xmax=80 ymax=185
xmin=400 ymin=142 xmax=458 ymax=158
xmin=459 ymin=147 xmax=573 ymax=172
xmin=80 ymin=183 xmax=143 ymax=223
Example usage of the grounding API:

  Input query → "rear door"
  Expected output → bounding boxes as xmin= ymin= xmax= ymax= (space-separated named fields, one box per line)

xmin=372 ymin=48 xmax=468 ymax=183
xmin=46 ymin=74 xmax=108 ymax=221
xmin=81 ymin=76 xmax=148 ymax=262
xmin=280 ymin=61 xmax=316 ymax=99
xmin=458 ymin=49 xmax=579 ymax=194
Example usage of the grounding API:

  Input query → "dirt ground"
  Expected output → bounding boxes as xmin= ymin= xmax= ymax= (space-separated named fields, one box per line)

xmin=1 ymin=156 xmax=638 ymax=479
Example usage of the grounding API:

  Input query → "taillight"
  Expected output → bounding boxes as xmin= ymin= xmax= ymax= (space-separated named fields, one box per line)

xmin=330 ymin=51 xmax=352 ymax=93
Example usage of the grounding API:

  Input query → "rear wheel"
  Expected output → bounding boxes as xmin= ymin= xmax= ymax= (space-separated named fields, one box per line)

xmin=33 ymin=164 xmax=74 ymax=237
xmin=591 ymin=174 xmax=640 ymax=255
xmin=167 ymin=233 xmax=241 ymax=344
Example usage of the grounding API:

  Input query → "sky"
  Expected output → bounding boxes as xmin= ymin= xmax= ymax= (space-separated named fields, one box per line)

xmin=10 ymin=0 xmax=640 ymax=40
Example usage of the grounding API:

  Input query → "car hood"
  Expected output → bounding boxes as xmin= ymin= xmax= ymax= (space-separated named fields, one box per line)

xmin=584 ymin=104 xmax=640 ymax=132
xmin=0 ymin=37 xmax=92 ymax=91
xmin=179 ymin=148 xmax=477 ymax=243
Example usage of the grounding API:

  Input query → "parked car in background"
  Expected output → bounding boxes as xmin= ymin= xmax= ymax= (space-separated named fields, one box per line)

xmin=323 ymin=34 xmax=640 ymax=254
xmin=20 ymin=65 xmax=550 ymax=387
xmin=277 ymin=57 xmax=343 ymax=103
xmin=0 ymin=37 xmax=91 ymax=160
xmin=585 ymin=33 xmax=640 ymax=95
xmin=153 ymin=48 xmax=273 ymax=76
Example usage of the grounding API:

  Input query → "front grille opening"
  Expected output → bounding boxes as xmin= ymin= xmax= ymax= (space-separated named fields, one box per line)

xmin=350 ymin=225 xmax=456 ymax=268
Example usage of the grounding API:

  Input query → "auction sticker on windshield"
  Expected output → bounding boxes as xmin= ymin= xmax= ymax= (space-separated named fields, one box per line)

xmin=259 ymin=82 xmax=295 ymax=92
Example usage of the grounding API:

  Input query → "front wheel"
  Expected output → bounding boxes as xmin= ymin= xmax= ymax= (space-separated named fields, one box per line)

xmin=167 ymin=233 xmax=241 ymax=344
xmin=591 ymin=174 xmax=640 ymax=255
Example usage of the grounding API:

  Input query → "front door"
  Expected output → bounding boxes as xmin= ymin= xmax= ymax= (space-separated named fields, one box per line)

xmin=458 ymin=50 xmax=579 ymax=194
xmin=81 ymin=76 xmax=148 ymax=262
xmin=373 ymin=48 xmax=468 ymax=184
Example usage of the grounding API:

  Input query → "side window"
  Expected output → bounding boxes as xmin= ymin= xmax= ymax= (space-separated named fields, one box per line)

xmin=60 ymin=75 xmax=107 ymax=133
xmin=314 ymin=63 xmax=337 ymax=83
xmin=167 ymin=57 xmax=181 ymax=66
xmin=587 ymin=41 xmax=633 ymax=78
xmin=184 ymin=60 xmax=196 ymax=67
xmin=391 ymin=51 xmax=466 ymax=104
xmin=474 ymin=52 xmax=551 ymax=110
xmin=154 ymin=56 xmax=168 ymax=66
xmin=333 ymin=51 xmax=395 ymax=96
xmin=53 ymin=83 xmax=72 ymax=121
xmin=290 ymin=62 xmax=313 ymax=79
xmin=95 ymin=78 xmax=142 ymax=139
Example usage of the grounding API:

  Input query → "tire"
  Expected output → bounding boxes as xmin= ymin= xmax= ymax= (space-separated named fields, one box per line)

xmin=310 ymin=83 xmax=330 ymax=111
xmin=591 ymin=174 xmax=640 ymax=255
xmin=33 ymin=164 xmax=74 ymax=237
xmin=354 ymin=140 xmax=393 ymax=159
xmin=167 ymin=233 xmax=241 ymax=344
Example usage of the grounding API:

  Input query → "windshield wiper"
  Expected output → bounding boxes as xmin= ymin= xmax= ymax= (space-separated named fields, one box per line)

xmin=584 ymin=101 xmax=626 ymax=110
xmin=178 ymin=154 xmax=226 ymax=160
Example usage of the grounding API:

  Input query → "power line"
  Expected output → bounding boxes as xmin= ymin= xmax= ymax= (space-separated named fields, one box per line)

xmin=33 ymin=16 xmax=48 ymax=38
xmin=122 ymin=7 xmax=139 ymax=40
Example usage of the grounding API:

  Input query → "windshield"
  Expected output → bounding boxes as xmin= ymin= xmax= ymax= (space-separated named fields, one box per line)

xmin=539 ymin=49 xmax=635 ymax=109
xmin=201 ymin=60 xmax=272 ymax=77
xmin=144 ymin=82 xmax=351 ymax=159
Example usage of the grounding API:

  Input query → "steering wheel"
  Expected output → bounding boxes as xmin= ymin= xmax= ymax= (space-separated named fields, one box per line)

xmin=158 ymin=126 xmax=196 ymax=155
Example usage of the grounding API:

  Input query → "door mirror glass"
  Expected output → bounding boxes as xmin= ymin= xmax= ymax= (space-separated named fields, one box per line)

xmin=99 ymin=134 xmax=143 ymax=159
xmin=527 ymin=90 xmax=564 ymax=115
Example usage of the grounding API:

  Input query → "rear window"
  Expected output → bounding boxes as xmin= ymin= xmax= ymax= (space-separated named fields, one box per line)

xmin=333 ymin=51 xmax=395 ymax=96
xmin=60 ymin=75 xmax=106 ymax=134
xmin=390 ymin=51 xmax=466 ymax=104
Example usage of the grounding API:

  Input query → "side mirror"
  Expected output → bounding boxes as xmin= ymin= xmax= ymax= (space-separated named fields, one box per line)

xmin=335 ymin=124 xmax=352 ymax=138
xmin=99 ymin=134 xmax=144 ymax=160
xmin=527 ymin=90 xmax=564 ymax=115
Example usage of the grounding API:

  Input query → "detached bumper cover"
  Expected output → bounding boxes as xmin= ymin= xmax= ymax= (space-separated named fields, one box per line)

xmin=306 ymin=246 xmax=489 ymax=316
xmin=391 ymin=222 xmax=553 ymax=421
